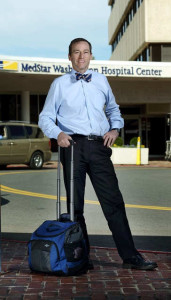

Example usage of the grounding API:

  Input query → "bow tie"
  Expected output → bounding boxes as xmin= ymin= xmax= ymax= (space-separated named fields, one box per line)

xmin=75 ymin=73 xmax=92 ymax=82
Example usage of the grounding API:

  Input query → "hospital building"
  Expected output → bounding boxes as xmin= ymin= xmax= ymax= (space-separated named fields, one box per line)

xmin=0 ymin=0 xmax=171 ymax=157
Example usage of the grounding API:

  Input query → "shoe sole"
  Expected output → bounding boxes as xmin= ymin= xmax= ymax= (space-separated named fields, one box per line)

xmin=122 ymin=263 xmax=158 ymax=270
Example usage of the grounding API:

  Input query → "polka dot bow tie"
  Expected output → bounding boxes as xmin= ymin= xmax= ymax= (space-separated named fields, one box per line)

xmin=75 ymin=73 xmax=92 ymax=82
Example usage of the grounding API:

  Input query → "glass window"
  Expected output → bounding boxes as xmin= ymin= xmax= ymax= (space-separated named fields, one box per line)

xmin=146 ymin=47 xmax=150 ymax=61
xmin=134 ymin=1 xmax=137 ymax=14
xmin=8 ymin=125 xmax=26 ymax=139
xmin=0 ymin=95 xmax=17 ymax=121
xmin=25 ymin=126 xmax=44 ymax=138
xmin=30 ymin=95 xmax=38 ymax=124
xmin=135 ymin=46 xmax=150 ymax=61
xmin=111 ymin=0 xmax=116 ymax=9
xmin=111 ymin=0 xmax=144 ymax=54
xmin=124 ymin=119 xmax=139 ymax=145
xmin=0 ymin=125 xmax=8 ymax=139
xmin=30 ymin=94 xmax=46 ymax=124
xmin=121 ymin=106 xmax=142 ymax=115
xmin=39 ymin=95 xmax=46 ymax=114
xmin=16 ymin=95 xmax=21 ymax=120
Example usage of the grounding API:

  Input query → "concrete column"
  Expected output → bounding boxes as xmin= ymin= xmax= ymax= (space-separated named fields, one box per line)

xmin=21 ymin=91 xmax=30 ymax=122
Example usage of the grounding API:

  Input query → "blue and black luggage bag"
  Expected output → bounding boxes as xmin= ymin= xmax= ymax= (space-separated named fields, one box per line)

xmin=28 ymin=141 xmax=89 ymax=275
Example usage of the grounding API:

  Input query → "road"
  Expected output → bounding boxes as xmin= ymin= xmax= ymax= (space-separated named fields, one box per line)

xmin=0 ymin=163 xmax=171 ymax=251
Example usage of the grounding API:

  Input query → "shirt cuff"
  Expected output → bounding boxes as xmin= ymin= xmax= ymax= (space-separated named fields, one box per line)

xmin=50 ymin=126 xmax=62 ymax=140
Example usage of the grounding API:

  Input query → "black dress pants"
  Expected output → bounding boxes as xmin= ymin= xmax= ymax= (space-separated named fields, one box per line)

xmin=60 ymin=135 xmax=138 ymax=260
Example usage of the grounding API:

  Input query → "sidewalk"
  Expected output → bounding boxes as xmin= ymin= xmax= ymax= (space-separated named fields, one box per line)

xmin=0 ymin=239 xmax=170 ymax=299
xmin=48 ymin=152 xmax=171 ymax=169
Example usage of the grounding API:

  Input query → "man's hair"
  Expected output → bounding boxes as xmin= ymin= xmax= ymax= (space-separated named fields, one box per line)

xmin=69 ymin=38 xmax=92 ymax=55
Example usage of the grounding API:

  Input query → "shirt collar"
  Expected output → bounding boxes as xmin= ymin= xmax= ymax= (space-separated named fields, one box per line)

xmin=72 ymin=68 xmax=92 ymax=75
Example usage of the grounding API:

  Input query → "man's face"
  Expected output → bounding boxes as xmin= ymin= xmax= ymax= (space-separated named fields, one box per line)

xmin=68 ymin=41 xmax=92 ymax=74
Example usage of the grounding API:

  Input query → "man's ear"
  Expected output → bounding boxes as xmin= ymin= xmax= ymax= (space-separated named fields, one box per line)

xmin=68 ymin=54 xmax=71 ymax=61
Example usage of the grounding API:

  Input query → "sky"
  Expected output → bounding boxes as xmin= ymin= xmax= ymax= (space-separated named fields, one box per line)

xmin=0 ymin=0 xmax=111 ymax=61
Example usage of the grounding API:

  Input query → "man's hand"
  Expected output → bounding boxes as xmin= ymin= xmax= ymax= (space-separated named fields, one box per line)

xmin=57 ymin=132 xmax=72 ymax=147
xmin=103 ymin=130 xmax=119 ymax=147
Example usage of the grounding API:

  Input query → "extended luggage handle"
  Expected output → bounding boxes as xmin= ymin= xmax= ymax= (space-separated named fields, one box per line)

xmin=57 ymin=140 xmax=74 ymax=222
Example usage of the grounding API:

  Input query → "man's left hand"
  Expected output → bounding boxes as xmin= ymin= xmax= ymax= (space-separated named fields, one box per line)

xmin=103 ymin=130 xmax=119 ymax=147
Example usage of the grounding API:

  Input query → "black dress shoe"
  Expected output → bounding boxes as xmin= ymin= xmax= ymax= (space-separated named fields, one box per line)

xmin=123 ymin=254 xmax=158 ymax=270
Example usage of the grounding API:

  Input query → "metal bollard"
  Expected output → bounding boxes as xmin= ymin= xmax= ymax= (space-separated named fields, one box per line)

xmin=136 ymin=137 xmax=141 ymax=165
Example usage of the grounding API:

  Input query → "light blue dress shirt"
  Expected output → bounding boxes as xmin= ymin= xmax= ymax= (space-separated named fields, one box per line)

xmin=38 ymin=68 xmax=124 ymax=139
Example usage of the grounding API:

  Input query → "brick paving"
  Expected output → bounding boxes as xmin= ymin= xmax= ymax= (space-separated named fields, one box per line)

xmin=0 ymin=240 xmax=170 ymax=299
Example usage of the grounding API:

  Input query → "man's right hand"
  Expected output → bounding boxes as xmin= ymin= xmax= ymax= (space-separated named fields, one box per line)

xmin=57 ymin=132 xmax=72 ymax=147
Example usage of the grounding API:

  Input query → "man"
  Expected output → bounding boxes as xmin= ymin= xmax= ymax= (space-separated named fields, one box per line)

xmin=39 ymin=38 xmax=157 ymax=270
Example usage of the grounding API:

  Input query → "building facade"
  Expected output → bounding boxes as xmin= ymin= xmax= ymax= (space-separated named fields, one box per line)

xmin=108 ymin=0 xmax=171 ymax=156
xmin=0 ymin=1 xmax=170 ymax=158
xmin=0 ymin=56 xmax=171 ymax=157
xmin=108 ymin=0 xmax=171 ymax=62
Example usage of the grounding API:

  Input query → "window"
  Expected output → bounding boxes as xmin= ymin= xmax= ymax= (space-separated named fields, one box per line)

xmin=111 ymin=0 xmax=144 ymax=53
xmin=25 ymin=126 xmax=44 ymax=139
xmin=111 ymin=0 xmax=116 ymax=9
xmin=8 ymin=125 xmax=25 ymax=139
xmin=0 ymin=94 xmax=21 ymax=121
xmin=135 ymin=46 xmax=150 ymax=61
xmin=0 ymin=125 xmax=7 ymax=139
xmin=30 ymin=95 xmax=38 ymax=123
xmin=30 ymin=94 xmax=46 ymax=123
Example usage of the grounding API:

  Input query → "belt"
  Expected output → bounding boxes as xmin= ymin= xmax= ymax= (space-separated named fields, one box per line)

xmin=71 ymin=134 xmax=104 ymax=141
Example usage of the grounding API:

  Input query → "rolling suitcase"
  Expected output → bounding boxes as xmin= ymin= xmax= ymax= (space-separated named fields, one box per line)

xmin=28 ymin=140 xmax=89 ymax=275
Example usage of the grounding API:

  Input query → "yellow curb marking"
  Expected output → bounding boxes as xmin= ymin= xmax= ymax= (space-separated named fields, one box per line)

xmin=1 ymin=184 xmax=171 ymax=211
xmin=0 ymin=170 xmax=51 ymax=176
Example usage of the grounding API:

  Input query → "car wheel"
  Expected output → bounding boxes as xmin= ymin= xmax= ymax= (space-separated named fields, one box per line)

xmin=29 ymin=151 xmax=43 ymax=169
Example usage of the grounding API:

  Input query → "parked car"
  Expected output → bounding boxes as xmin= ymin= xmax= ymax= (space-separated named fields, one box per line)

xmin=0 ymin=121 xmax=51 ymax=169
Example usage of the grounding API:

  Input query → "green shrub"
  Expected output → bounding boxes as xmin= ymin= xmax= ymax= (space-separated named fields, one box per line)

xmin=130 ymin=137 xmax=138 ymax=147
xmin=112 ymin=136 xmax=124 ymax=147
